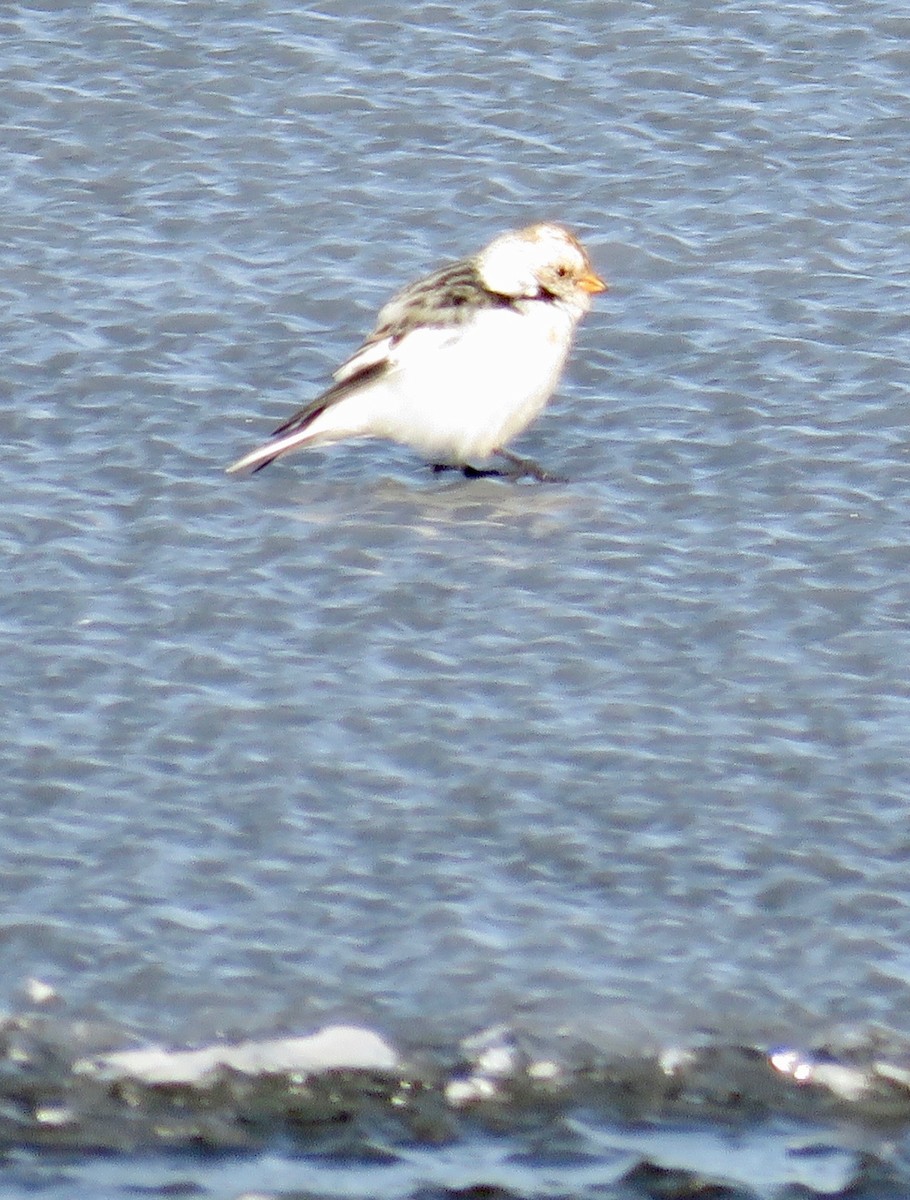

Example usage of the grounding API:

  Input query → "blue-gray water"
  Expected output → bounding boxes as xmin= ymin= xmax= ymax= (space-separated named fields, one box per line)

xmin=3 ymin=1 xmax=910 ymax=1196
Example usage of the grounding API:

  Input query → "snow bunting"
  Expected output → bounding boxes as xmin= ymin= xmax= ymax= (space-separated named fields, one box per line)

xmin=226 ymin=223 xmax=606 ymax=480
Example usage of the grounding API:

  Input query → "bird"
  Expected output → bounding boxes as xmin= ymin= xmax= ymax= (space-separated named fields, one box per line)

xmin=226 ymin=222 xmax=606 ymax=481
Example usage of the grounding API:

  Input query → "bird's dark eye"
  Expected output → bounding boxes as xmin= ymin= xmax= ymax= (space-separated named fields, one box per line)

xmin=555 ymin=265 xmax=570 ymax=278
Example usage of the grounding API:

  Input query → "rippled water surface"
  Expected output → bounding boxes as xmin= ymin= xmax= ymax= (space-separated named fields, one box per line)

xmin=3 ymin=1 xmax=910 ymax=1195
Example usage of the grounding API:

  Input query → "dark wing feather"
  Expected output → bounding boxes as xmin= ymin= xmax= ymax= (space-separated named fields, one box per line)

xmin=269 ymin=359 xmax=391 ymax=438
xmin=368 ymin=258 xmax=513 ymax=344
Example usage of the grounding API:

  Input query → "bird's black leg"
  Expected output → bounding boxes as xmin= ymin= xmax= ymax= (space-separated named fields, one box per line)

xmin=494 ymin=449 xmax=567 ymax=483
xmin=430 ymin=455 xmax=565 ymax=482
xmin=430 ymin=462 xmax=507 ymax=478
xmin=461 ymin=464 xmax=509 ymax=478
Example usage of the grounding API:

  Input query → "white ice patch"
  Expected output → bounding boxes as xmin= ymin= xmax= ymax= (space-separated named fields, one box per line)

xmin=76 ymin=1024 xmax=398 ymax=1086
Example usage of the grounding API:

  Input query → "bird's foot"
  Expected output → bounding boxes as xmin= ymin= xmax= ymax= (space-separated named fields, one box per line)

xmin=431 ymin=463 xmax=508 ymax=479
xmin=431 ymin=455 xmax=565 ymax=482
xmin=494 ymin=450 xmax=567 ymax=483
xmin=462 ymin=464 xmax=510 ymax=479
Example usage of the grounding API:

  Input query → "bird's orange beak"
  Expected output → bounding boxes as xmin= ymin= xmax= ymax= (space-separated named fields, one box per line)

xmin=579 ymin=269 xmax=608 ymax=294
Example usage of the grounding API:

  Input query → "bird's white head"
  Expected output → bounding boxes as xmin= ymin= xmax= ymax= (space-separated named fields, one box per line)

xmin=476 ymin=223 xmax=607 ymax=307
